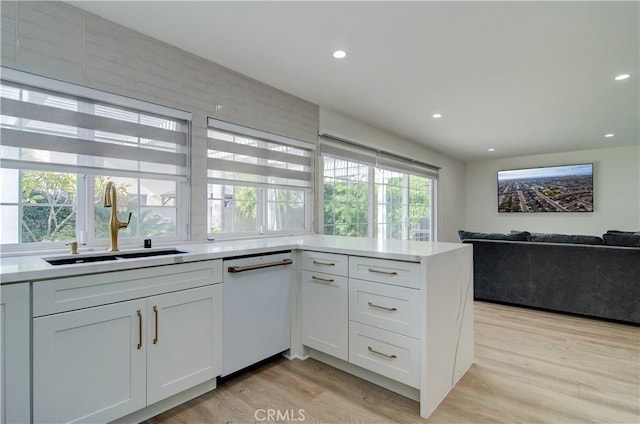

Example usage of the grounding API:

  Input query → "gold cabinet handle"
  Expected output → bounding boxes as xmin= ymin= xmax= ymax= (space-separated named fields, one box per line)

xmin=312 ymin=260 xmax=336 ymax=266
xmin=153 ymin=305 xmax=159 ymax=345
xmin=311 ymin=275 xmax=335 ymax=284
xmin=137 ymin=309 xmax=142 ymax=350
xmin=368 ymin=346 xmax=397 ymax=360
xmin=368 ymin=268 xmax=398 ymax=276
xmin=367 ymin=301 xmax=398 ymax=312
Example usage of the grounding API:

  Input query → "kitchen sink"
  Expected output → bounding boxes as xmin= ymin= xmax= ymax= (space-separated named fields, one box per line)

xmin=44 ymin=248 xmax=188 ymax=266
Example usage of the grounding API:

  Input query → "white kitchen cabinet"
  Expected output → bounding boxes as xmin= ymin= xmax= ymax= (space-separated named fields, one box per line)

xmin=1 ymin=236 xmax=473 ymax=422
xmin=301 ymin=270 xmax=348 ymax=361
xmin=300 ymin=250 xmax=349 ymax=276
xmin=147 ymin=285 xmax=221 ymax=404
xmin=300 ymin=251 xmax=349 ymax=361
xmin=1 ymin=282 xmax=30 ymax=424
xmin=347 ymin=256 xmax=421 ymax=388
xmin=32 ymin=261 xmax=222 ymax=424
xmin=349 ymin=321 xmax=420 ymax=388
xmin=348 ymin=278 xmax=421 ymax=338
xmin=33 ymin=298 xmax=147 ymax=423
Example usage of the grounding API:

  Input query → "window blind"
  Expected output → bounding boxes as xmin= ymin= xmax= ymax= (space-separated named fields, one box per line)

xmin=319 ymin=131 xmax=440 ymax=179
xmin=0 ymin=70 xmax=190 ymax=182
xmin=207 ymin=118 xmax=314 ymax=190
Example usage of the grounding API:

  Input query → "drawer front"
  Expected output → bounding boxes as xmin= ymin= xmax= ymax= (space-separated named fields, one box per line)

xmin=301 ymin=251 xmax=348 ymax=276
xmin=349 ymin=279 xmax=420 ymax=338
xmin=349 ymin=322 xmax=420 ymax=388
xmin=349 ymin=256 xmax=421 ymax=289
xmin=33 ymin=260 xmax=223 ymax=317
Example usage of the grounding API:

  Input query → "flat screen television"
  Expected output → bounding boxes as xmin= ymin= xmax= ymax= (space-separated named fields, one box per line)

xmin=497 ymin=163 xmax=593 ymax=212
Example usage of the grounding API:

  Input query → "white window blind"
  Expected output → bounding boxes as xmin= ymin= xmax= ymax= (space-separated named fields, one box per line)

xmin=207 ymin=118 xmax=314 ymax=190
xmin=0 ymin=71 xmax=190 ymax=182
xmin=319 ymin=131 xmax=440 ymax=179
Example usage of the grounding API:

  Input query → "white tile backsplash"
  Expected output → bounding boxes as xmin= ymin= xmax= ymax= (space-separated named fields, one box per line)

xmin=3 ymin=0 xmax=319 ymax=241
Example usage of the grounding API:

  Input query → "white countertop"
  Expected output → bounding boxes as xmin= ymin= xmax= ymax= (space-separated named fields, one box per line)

xmin=0 ymin=235 xmax=469 ymax=284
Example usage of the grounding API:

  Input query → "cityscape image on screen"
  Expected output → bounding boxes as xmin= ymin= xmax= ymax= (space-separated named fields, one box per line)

xmin=497 ymin=164 xmax=593 ymax=213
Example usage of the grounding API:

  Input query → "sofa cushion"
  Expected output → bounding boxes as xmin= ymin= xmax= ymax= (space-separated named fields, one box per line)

xmin=458 ymin=230 xmax=529 ymax=242
xmin=603 ymin=232 xmax=640 ymax=247
xmin=606 ymin=230 xmax=640 ymax=235
xmin=528 ymin=233 xmax=604 ymax=245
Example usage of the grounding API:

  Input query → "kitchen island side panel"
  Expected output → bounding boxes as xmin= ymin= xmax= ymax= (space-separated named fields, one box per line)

xmin=420 ymin=245 xmax=474 ymax=418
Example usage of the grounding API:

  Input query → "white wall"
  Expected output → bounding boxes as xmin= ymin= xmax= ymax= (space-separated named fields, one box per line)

xmin=319 ymin=108 xmax=466 ymax=242
xmin=464 ymin=145 xmax=640 ymax=236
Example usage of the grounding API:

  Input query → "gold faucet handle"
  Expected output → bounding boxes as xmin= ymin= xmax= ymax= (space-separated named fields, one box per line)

xmin=66 ymin=241 xmax=79 ymax=255
xmin=120 ymin=212 xmax=133 ymax=228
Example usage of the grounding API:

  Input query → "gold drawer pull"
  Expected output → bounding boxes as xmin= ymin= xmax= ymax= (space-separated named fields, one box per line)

xmin=311 ymin=275 xmax=335 ymax=284
xmin=368 ymin=268 xmax=398 ymax=276
xmin=367 ymin=301 xmax=398 ymax=312
xmin=312 ymin=260 xmax=336 ymax=266
xmin=368 ymin=346 xmax=397 ymax=360
xmin=153 ymin=305 xmax=159 ymax=345
xmin=136 ymin=309 xmax=142 ymax=350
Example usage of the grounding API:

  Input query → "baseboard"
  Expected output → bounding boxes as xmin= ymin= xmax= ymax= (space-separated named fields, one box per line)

xmin=110 ymin=378 xmax=218 ymax=424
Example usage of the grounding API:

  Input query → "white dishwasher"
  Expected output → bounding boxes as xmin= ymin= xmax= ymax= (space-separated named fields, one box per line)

xmin=222 ymin=251 xmax=293 ymax=376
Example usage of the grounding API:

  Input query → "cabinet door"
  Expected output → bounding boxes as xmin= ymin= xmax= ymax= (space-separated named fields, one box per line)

xmin=1 ymin=283 xmax=30 ymax=424
xmin=301 ymin=271 xmax=348 ymax=361
xmin=33 ymin=299 xmax=146 ymax=424
xmin=146 ymin=284 xmax=222 ymax=405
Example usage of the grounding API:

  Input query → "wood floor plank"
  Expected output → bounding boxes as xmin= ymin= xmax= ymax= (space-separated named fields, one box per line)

xmin=143 ymin=301 xmax=640 ymax=423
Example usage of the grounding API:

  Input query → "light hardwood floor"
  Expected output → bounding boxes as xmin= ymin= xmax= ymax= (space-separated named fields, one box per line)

xmin=144 ymin=302 xmax=640 ymax=423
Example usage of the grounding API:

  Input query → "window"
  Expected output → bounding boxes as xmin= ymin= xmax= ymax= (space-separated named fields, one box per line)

xmin=0 ymin=68 xmax=190 ymax=251
xmin=323 ymin=157 xmax=370 ymax=237
xmin=207 ymin=119 xmax=313 ymax=238
xmin=320 ymin=134 xmax=438 ymax=241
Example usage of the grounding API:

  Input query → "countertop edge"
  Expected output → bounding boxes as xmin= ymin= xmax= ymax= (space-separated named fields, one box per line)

xmin=0 ymin=236 xmax=469 ymax=284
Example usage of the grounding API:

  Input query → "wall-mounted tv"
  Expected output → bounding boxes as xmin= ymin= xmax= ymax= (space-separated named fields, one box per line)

xmin=498 ymin=163 xmax=593 ymax=212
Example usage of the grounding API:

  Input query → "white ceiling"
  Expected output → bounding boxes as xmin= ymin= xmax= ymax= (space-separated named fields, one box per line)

xmin=68 ymin=1 xmax=639 ymax=162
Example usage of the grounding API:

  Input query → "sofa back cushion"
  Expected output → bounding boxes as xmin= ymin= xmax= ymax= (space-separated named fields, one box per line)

xmin=603 ymin=232 xmax=640 ymax=247
xmin=528 ymin=233 xmax=604 ymax=245
xmin=458 ymin=230 xmax=529 ymax=242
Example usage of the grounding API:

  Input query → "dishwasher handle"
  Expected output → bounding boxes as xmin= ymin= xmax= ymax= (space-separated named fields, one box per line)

xmin=227 ymin=258 xmax=293 ymax=273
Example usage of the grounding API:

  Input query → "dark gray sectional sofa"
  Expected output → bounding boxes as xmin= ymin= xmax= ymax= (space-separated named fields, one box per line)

xmin=458 ymin=230 xmax=640 ymax=324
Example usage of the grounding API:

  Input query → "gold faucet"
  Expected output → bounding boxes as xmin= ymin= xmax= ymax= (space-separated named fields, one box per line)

xmin=103 ymin=181 xmax=132 ymax=252
xmin=65 ymin=241 xmax=78 ymax=255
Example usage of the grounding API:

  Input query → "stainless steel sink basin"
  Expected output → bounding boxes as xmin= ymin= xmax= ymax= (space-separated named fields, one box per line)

xmin=44 ymin=248 xmax=188 ymax=266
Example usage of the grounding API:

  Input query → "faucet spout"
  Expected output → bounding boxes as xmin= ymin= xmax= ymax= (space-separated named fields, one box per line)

xmin=103 ymin=182 xmax=132 ymax=251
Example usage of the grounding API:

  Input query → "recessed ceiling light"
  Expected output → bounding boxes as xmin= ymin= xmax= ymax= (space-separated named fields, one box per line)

xmin=333 ymin=50 xmax=347 ymax=59
xmin=615 ymin=74 xmax=630 ymax=81
xmin=488 ymin=148 xmax=496 ymax=152
xmin=432 ymin=113 xmax=443 ymax=119
xmin=605 ymin=133 xmax=614 ymax=138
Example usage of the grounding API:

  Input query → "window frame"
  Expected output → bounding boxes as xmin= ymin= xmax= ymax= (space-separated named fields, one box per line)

xmin=0 ymin=68 xmax=191 ymax=253
xmin=318 ymin=134 xmax=438 ymax=242
xmin=206 ymin=119 xmax=314 ymax=240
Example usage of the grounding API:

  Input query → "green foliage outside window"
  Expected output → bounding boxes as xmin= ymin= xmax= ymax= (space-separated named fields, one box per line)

xmin=19 ymin=172 xmax=175 ymax=243
xmin=323 ymin=181 xmax=369 ymax=237
xmin=21 ymin=171 xmax=77 ymax=243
